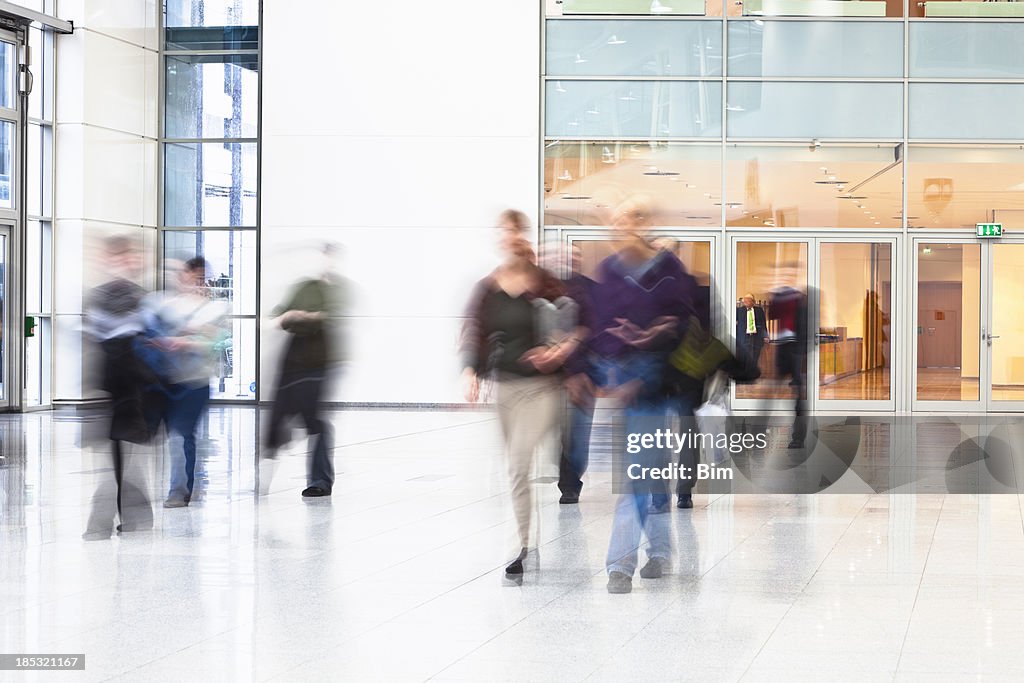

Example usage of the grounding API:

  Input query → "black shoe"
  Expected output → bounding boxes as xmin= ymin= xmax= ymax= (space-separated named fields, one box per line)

xmin=505 ymin=547 xmax=528 ymax=575
xmin=559 ymin=491 xmax=580 ymax=504
xmin=639 ymin=557 xmax=666 ymax=579
xmin=607 ymin=571 xmax=633 ymax=594
xmin=301 ymin=486 xmax=332 ymax=497
xmin=677 ymin=494 xmax=693 ymax=509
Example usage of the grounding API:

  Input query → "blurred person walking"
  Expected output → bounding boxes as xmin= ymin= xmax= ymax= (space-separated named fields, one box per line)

xmin=556 ymin=243 xmax=595 ymax=504
xmin=263 ymin=245 xmax=347 ymax=498
xmin=563 ymin=198 xmax=696 ymax=593
xmin=138 ymin=257 xmax=228 ymax=508
xmin=82 ymin=235 xmax=157 ymax=538
xmin=461 ymin=213 xmax=583 ymax=579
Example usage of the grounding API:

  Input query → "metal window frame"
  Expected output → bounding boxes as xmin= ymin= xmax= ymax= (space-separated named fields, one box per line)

xmin=158 ymin=1 xmax=262 ymax=405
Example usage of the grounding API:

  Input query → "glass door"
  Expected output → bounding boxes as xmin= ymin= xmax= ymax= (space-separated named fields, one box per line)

xmin=731 ymin=235 xmax=897 ymax=413
xmin=912 ymin=239 xmax=984 ymax=411
xmin=815 ymin=239 xmax=896 ymax=412
xmin=986 ymin=241 xmax=1024 ymax=411
xmin=730 ymin=236 xmax=813 ymax=412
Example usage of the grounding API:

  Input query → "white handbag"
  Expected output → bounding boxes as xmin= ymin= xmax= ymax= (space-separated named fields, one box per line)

xmin=694 ymin=371 xmax=731 ymax=464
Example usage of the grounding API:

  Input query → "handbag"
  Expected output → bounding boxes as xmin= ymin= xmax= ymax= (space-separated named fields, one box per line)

xmin=694 ymin=371 xmax=731 ymax=465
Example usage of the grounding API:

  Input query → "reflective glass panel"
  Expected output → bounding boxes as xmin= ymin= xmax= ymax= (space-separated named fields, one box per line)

xmin=916 ymin=243 xmax=980 ymax=401
xmin=165 ymin=54 xmax=259 ymax=139
xmin=164 ymin=142 xmax=257 ymax=227
xmin=544 ymin=141 xmax=722 ymax=227
xmin=162 ymin=230 xmax=257 ymax=315
xmin=546 ymin=80 xmax=722 ymax=138
xmin=547 ymin=19 xmax=722 ymax=77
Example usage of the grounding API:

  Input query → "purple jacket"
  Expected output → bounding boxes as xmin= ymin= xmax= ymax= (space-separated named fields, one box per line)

xmin=580 ymin=250 xmax=698 ymax=367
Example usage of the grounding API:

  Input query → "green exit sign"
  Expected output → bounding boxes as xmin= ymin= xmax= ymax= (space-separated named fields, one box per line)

xmin=977 ymin=222 xmax=1003 ymax=237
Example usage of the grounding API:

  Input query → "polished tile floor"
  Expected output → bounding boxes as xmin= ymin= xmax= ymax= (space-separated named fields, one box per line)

xmin=3 ymin=408 xmax=1024 ymax=681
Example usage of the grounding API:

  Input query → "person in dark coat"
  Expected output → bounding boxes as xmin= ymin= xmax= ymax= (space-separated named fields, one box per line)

xmin=735 ymin=293 xmax=768 ymax=367
xmin=83 ymin=235 xmax=159 ymax=539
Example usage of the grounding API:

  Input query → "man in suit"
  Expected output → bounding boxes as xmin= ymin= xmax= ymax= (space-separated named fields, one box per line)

xmin=735 ymin=293 xmax=768 ymax=366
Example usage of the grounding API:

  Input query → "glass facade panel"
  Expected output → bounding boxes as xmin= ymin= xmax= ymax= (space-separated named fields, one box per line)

xmin=910 ymin=22 xmax=1024 ymax=79
xmin=162 ymin=230 xmax=257 ymax=315
xmin=725 ymin=144 xmax=902 ymax=228
xmin=546 ymin=20 xmax=722 ymax=77
xmin=0 ymin=120 xmax=12 ymax=209
xmin=0 ymin=40 xmax=13 ymax=111
xmin=213 ymin=317 xmax=257 ymax=400
xmin=818 ymin=242 xmax=892 ymax=401
xmin=165 ymin=54 xmax=259 ymax=139
xmin=728 ymin=20 xmax=903 ymax=78
xmin=164 ymin=142 xmax=257 ymax=227
xmin=910 ymin=84 xmax=1024 ymax=140
xmin=544 ymin=141 xmax=722 ymax=226
xmin=560 ymin=0 xmax=710 ymax=15
xmin=727 ymin=82 xmax=903 ymax=139
xmin=546 ymin=80 xmax=722 ymax=138
xmin=164 ymin=0 xmax=260 ymax=27
xmin=907 ymin=145 xmax=1024 ymax=230
xmin=743 ymin=0 xmax=901 ymax=17
xmin=916 ymin=243 xmax=980 ymax=401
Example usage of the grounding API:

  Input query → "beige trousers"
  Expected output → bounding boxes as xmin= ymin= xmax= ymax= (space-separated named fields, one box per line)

xmin=495 ymin=375 xmax=561 ymax=549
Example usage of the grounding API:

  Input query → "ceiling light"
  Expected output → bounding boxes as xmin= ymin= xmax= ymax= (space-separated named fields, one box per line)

xmin=606 ymin=34 xmax=626 ymax=45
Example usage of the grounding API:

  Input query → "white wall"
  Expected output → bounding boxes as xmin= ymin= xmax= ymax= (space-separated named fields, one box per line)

xmin=260 ymin=2 xmax=541 ymax=403
xmin=53 ymin=0 xmax=159 ymax=401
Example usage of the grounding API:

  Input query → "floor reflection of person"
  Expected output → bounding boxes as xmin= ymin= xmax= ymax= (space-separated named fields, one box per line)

xmin=565 ymin=198 xmax=695 ymax=594
xmin=736 ymin=293 xmax=768 ymax=367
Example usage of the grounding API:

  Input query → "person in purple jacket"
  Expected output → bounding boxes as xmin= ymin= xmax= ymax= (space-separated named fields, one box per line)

xmin=564 ymin=197 xmax=698 ymax=594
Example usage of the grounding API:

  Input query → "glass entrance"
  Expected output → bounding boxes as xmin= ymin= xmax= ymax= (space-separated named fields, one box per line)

xmin=731 ymin=236 xmax=896 ymax=412
xmin=913 ymin=239 xmax=1024 ymax=412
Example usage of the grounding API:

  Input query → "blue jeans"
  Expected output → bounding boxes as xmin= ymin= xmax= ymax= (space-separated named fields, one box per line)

xmin=165 ymin=384 xmax=210 ymax=501
xmin=599 ymin=354 xmax=673 ymax=576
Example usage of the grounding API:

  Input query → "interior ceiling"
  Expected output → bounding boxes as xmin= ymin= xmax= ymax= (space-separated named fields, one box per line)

xmin=544 ymin=143 xmax=1024 ymax=229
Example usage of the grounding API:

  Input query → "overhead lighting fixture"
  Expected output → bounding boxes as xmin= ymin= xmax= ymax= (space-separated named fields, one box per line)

xmin=606 ymin=34 xmax=626 ymax=45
